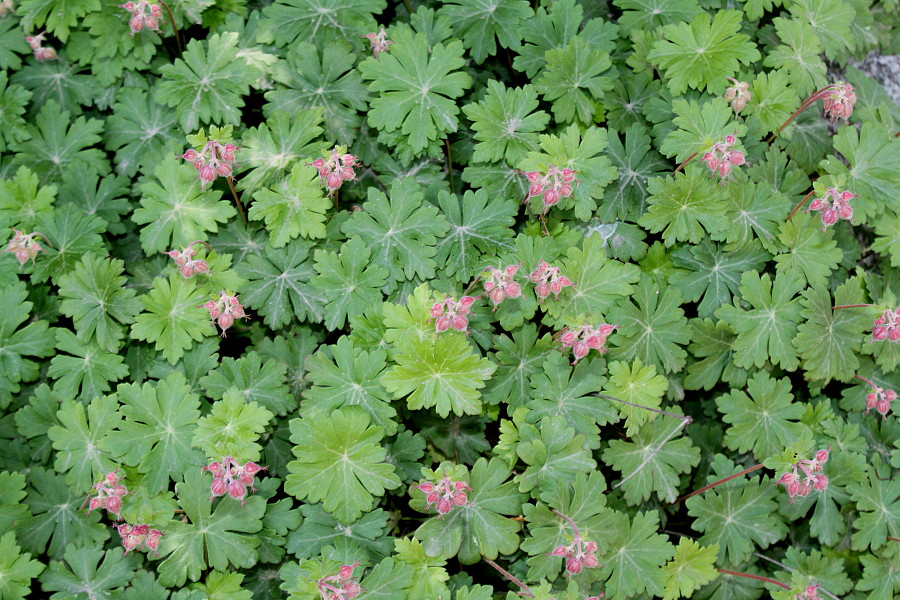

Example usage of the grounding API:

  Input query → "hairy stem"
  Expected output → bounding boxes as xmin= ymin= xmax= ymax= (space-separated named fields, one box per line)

xmin=854 ymin=374 xmax=877 ymax=388
xmin=445 ymin=138 xmax=455 ymax=194
xmin=832 ymin=304 xmax=872 ymax=310
xmin=673 ymin=152 xmax=698 ymax=174
xmin=766 ymin=85 xmax=835 ymax=143
xmin=717 ymin=569 xmax=790 ymax=590
xmin=785 ymin=190 xmax=816 ymax=221
xmin=485 ymin=558 xmax=533 ymax=598
xmin=551 ymin=509 xmax=582 ymax=540
xmin=159 ymin=0 xmax=183 ymax=55
xmin=226 ymin=176 xmax=247 ymax=225
xmin=672 ymin=463 xmax=764 ymax=505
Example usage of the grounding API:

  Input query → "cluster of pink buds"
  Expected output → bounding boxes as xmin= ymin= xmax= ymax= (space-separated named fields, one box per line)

xmin=523 ymin=166 xmax=577 ymax=213
xmin=201 ymin=291 xmax=247 ymax=337
xmin=800 ymin=583 xmax=822 ymax=600
xmin=85 ymin=470 xmax=128 ymax=519
xmin=317 ymin=562 xmax=362 ymax=600
xmin=558 ymin=324 xmax=617 ymax=364
xmin=120 ymin=0 xmax=162 ymax=34
xmin=364 ymin=28 xmax=393 ymax=60
xmin=179 ymin=139 xmax=238 ymax=189
xmin=0 ymin=0 xmax=13 ymax=17
xmin=528 ymin=261 xmax=574 ymax=301
xmin=775 ymin=448 xmax=830 ymax=504
xmin=806 ymin=187 xmax=857 ymax=230
xmin=165 ymin=240 xmax=210 ymax=278
xmin=701 ymin=133 xmax=745 ymax=183
xmin=5 ymin=229 xmax=47 ymax=267
xmin=482 ymin=264 xmax=522 ymax=307
xmin=307 ymin=147 xmax=361 ymax=195
xmin=547 ymin=512 xmax=601 ymax=576
xmin=872 ymin=306 xmax=900 ymax=343
xmin=724 ymin=77 xmax=751 ymax=113
xmin=429 ymin=295 xmax=477 ymax=336
xmin=417 ymin=473 xmax=471 ymax=516
xmin=865 ymin=385 xmax=896 ymax=418
xmin=25 ymin=31 xmax=56 ymax=61
xmin=117 ymin=523 xmax=163 ymax=556
xmin=821 ymin=82 xmax=857 ymax=122
xmin=202 ymin=457 xmax=267 ymax=504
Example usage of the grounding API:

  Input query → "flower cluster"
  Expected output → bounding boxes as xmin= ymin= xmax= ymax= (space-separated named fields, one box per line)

xmin=800 ymin=583 xmax=822 ymax=600
xmin=202 ymin=291 xmax=248 ymax=337
xmin=429 ymin=295 xmax=477 ymax=336
xmin=307 ymin=147 xmax=361 ymax=196
xmin=165 ymin=241 xmax=210 ymax=279
xmin=25 ymin=31 xmax=56 ymax=61
xmin=85 ymin=470 xmax=128 ymax=519
xmin=417 ymin=473 xmax=471 ymax=516
xmin=701 ymin=133 xmax=745 ymax=183
xmin=317 ymin=562 xmax=362 ymax=600
xmin=872 ymin=306 xmax=900 ymax=343
xmin=120 ymin=0 xmax=162 ymax=34
xmin=547 ymin=515 xmax=601 ymax=576
xmin=806 ymin=187 xmax=857 ymax=230
xmin=821 ymin=82 xmax=857 ymax=122
xmin=724 ymin=77 xmax=750 ymax=113
xmin=179 ymin=130 xmax=238 ymax=189
xmin=482 ymin=264 xmax=522 ymax=307
xmin=774 ymin=448 xmax=830 ymax=504
xmin=202 ymin=457 xmax=267 ymax=504
xmin=523 ymin=166 xmax=577 ymax=213
xmin=864 ymin=385 xmax=896 ymax=418
xmin=529 ymin=261 xmax=574 ymax=301
xmin=117 ymin=523 xmax=164 ymax=556
xmin=558 ymin=324 xmax=617 ymax=364
xmin=5 ymin=229 xmax=46 ymax=267
xmin=364 ymin=28 xmax=393 ymax=59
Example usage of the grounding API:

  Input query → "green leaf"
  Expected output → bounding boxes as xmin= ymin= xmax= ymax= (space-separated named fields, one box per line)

xmin=462 ymin=81 xmax=549 ymax=164
xmin=439 ymin=0 xmax=531 ymax=63
xmin=57 ymin=168 xmax=131 ymax=235
xmin=773 ymin=212 xmax=842 ymax=289
xmin=716 ymin=180 xmax=789 ymax=254
xmin=613 ymin=0 xmax=702 ymax=34
xmin=0 ymin=532 xmax=44 ymax=600
xmin=153 ymin=474 xmax=266 ymax=587
xmin=192 ymin=571 xmax=252 ymax=600
xmin=788 ymin=0 xmax=854 ymax=61
xmin=381 ymin=333 xmax=497 ymax=418
xmin=285 ymin=407 xmax=401 ymax=524
xmin=600 ymin=511 xmax=675 ymax=598
xmin=607 ymin=277 xmax=691 ymax=374
xmin=0 ymin=18 xmax=30 ymax=71
xmin=716 ymin=372 xmax=806 ymax=461
xmin=601 ymin=124 xmax=669 ymax=222
xmin=763 ymin=18 xmax=828 ymax=97
xmin=602 ymin=412 xmax=699 ymax=504
xmin=18 ymin=0 xmax=100 ymax=42
xmin=872 ymin=211 xmax=900 ymax=268
xmin=201 ymin=351 xmax=295 ymax=417
xmin=745 ymin=70 xmax=800 ymax=135
xmin=528 ymin=353 xmax=616 ymax=449
xmin=133 ymin=156 xmax=235 ymax=254
xmin=515 ymin=415 xmax=597 ymax=494
xmin=648 ymin=10 xmax=760 ymax=95
xmin=484 ymin=324 xmax=555 ymax=408
xmin=601 ymin=358 xmax=669 ymax=435
xmin=714 ymin=270 xmax=805 ymax=370
xmin=131 ymin=274 xmax=215 ymax=364
xmin=794 ymin=277 xmax=870 ymax=383
xmin=534 ymin=37 xmax=612 ymax=125
xmin=303 ymin=336 xmax=396 ymax=435
xmin=258 ymin=0 xmax=385 ymax=48
xmin=393 ymin=537 xmax=450 ymax=599
xmin=29 ymin=205 xmax=106 ymax=285
xmin=0 ymin=71 xmax=31 ymax=153
xmin=192 ymin=387 xmax=273 ymax=462
xmin=858 ymin=552 xmax=900 ymax=600
xmin=686 ymin=454 xmax=787 ymax=563
xmin=0 ymin=282 xmax=55 ymax=410
xmin=156 ymin=32 xmax=261 ymax=131
xmin=107 ymin=373 xmax=204 ymax=494
xmin=848 ymin=476 xmax=900 ymax=551
xmin=640 ymin=171 xmax=730 ymax=246
xmin=286 ymin=504 xmax=391 ymax=559
xmin=684 ymin=318 xmax=748 ymax=391
xmin=661 ymin=538 xmax=719 ymax=600
xmin=48 ymin=394 xmax=121 ymax=492
xmin=670 ymin=239 xmax=769 ymax=318
xmin=342 ymin=178 xmax=450 ymax=285
xmin=433 ymin=188 xmax=517 ymax=282
xmin=413 ymin=458 xmax=525 ymax=563
xmin=238 ymin=109 xmax=325 ymax=196
xmin=264 ymin=41 xmax=368 ymax=146
xmin=235 ymin=239 xmax=325 ymax=328
xmin=48 ymin=329 xmax=128 ymax=402
xmin=359 ymin=27 xmax=473 ymax=156
xmin=0 ymin=165 xmax=55 ymax=230
xmin=659 ymin=97 xmax=746 ymax=163
xmin=104 ymin=87 xmax=180 ymax=178
xmin=312 ymin=236 xmax=389 ymax=331
xmin=40 ymin=545 xmax=136 ymax=600
xmin=58 ymin=253 xmax=141 ymax=353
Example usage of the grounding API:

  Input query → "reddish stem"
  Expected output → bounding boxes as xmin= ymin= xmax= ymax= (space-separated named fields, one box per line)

xmin=551 ymin=509 xmax=582 ymax=540
xmin=854 ymin=374 xmax=877 ymax=388
xmin=672 ymin=464 xmax=764 ymax=505
xmin=717 ymin=569 xmax=791 ymax=590
xmin=785 ymin=190 xmax=816 ymax=221
xmin=889 ymin=536 xmax=900 ymax=542
xmin=767 ymin=85 xmax=836 ymax=143
xmin=485 ymin=558 xmax=533 ymax=597
xmin=673 ymin=152 xmax=698 ymax=174
xmin=226 ymin=176 xmax=247 ymax=225
xmin=158 ymin=0 xmax=183 ymax=55
xmin=832 ymin=304 xmax=872 ymax=310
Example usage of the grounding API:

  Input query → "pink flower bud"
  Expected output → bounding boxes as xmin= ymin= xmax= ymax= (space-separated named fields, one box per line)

xmin=452 ymin=492 xmax=467 ymax=505
xmin=344 ymin=581 xmax=361 ymax=599
xmin=528 ymin=183 xmax=543 ymax=199
xmin=437 ymin=498 xmax=452 ymax=514
xmin=199 ymin=165 xmax=216 ymax=183
xmin=877 ymin=399 xmax=891 ymax=416
xmin=418 ymin=482 xmax=434 ymax=493
xmin=145 ymin=16 xmax=158 ymax=30
xmin=326 ymin=171 xmax=343 ymax=191
xmin=873 ymin=326 xmax=889 ymax=340
xmin=339 ymin=563 xmax=357 ymax=578
xmin=733 ymin=97 xmax=747 ymax=112
xmin=562 ymin=168 xmax=575 ymax=182
xmin=572 ymin=340 xmax=589 ymax=360
xmin=489 ymin=288 xmax=505 ymax=305
xmin=838 ymin=203 xmax=853 ymax=219
xmin=813 ymin=474 xmax=829 ymax=491
xmin=129 ymin=16 xmax=144 ymax=32
xmin=459 ymin=296 xmax=476 ymax=308
xmin=311 ymin=158 xmax=325 ymax=168
xmin=180 ymin=265 xmax=194 ymax=278
xmin=729 ymin=151 xmax=745 ymax=166
xmin=584 ymin=541 xmax=597 ymax=552
xmin=821 ymin=208 xmax=838 ymax=225
xmin=535 ymin=282 xmax=550 ymax=299
xmin=718 ymin=161 xmax=732 ymax=177
xmin=582 ymin=553 xmax=599 ymax=568
xmin=777 ymin=472 xmax=796 ymax=485
xmin=724 ymin=134 xmax=736 ymax=145
xmin=886 ymin=389 xmax=897 ymax=402
xmin=525 ymin=171 xmax=541 ymax=183
xmin=435 ymin=316 xmax=451 ymax=332
xmin=505 ymin=281 xmax=521 ymax=298
xmin=106 ymin=495 xmax=122 ymax=516
xmin=483 ymin=280 xmax=495 ymax=293
xmin=560 ymin=331 xmax=576 ymax=346
xmin=112 ymin=484 xmax=128 ymax=497
xmin=430 ymin=303 xmax=444 ymax=318
xmin=150 ymin=4 xmax=161 ymax=16
xmin=217 ymin=313 xmax=234 ymax=331
xmin=181 ymin=149 xmax=198 ymax=162
xmin=551 ymin=545 xmax=568 ymax=557
xmin=145 ymin=533 xmax=162 ymax=552
xmin=228 ymin=480 xmax=246 ymax=500
xmin=451 ymin=315 xmax=468 ymax=332
xmin=89 ymin=497 xmax=102 ymax=511
xmin=192 ymin=260 xmax=209 ymax=275
xmin=121 ymin=1 xmax=135 ymax=9
xmin=559 ymin=183 xmax=573 ymax=197
xmin=566 ymin=558 xmax=582 ymax=574
xmin=890 ymin=328 xmax=900 ymax=342
xmin=542 ymin=188 xmax=559 ymax=206
xmin=815 ymin=449 xmax=829 ymax=463
xmin=216 ymin=162 xmax=232 ymax=177
xmin=211 ymin=478 xmax=227 ymax=497
xmin=341 ymin=166 xmax=355 ymax=181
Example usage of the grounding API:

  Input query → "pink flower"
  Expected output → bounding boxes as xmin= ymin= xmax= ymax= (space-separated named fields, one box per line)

xmin=529 ymin=261 xmax=574 ymax=301
xmin=364 ymin=27 xmax=394 ymax=59
xmin=306 ymin=147 xmax=361 ymax=196
xmin=482 ymin=263 xmax=522 ymax=308
xmin=822 ymin=83 xmax=857 ymax=122
xmin=429 ymin=295 xmax=479 ymax=336
xmin=202 ymin=457 xmax=267 ymax=504
xmin=201 ymin=291 xmax=249 ymax=337
xmin=416 ymin=471 xmax=471 ymax=517
xmin=702 ymin=132 xmax=745 ymax=184
xmin=805 ymin=186 xmax=857 ymax=231
xmin=165 ymin=241 xmax=213 ymax=279
xmin=522 ymin=166 xmax=579 ymax=214
xmin=775 ymin=449 xmax=831 ymax=503
xmin=120 ymin=0 xmax=163 ymax=35
xmin=724 ymin=77 xmax=751 ymax=113
xmin=179 ymin=133 xmax=240 ymax=190
xmin=555 ymin=323 xmax=618 ymax=364
xmin=5 ymin=229 xmax=48 ymax=267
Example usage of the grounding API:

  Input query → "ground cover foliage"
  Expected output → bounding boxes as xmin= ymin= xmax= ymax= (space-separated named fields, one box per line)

xmin=0 ymin=0 xmax=899 ymax=599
